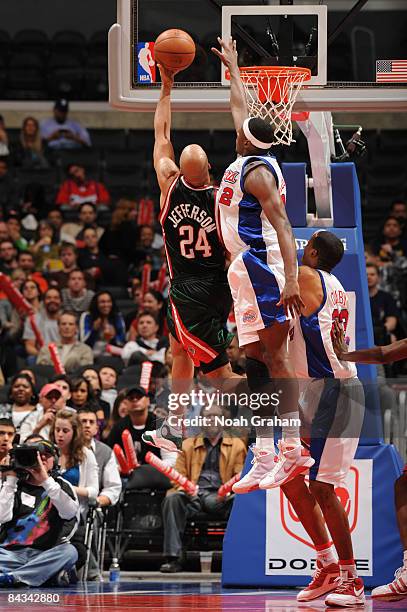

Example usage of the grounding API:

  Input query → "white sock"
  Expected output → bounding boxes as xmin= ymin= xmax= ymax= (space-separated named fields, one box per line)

xmin=339 ymin=561 xmax=358 ymax=579
xmin=256 ymin=429 xmax=276 ymax=454
xmin=281 ymin=411 xmax=300 ymax=446
xmin=403 ymin=550 xmax=407 ymax=569
xmin=316 ymin=544 xmax=337 ymax=568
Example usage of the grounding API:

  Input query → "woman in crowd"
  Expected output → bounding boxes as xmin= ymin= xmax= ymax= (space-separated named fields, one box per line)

xmin=21 ymin=278 xmax=42 ymax=312
xmin=101 ymin=389 xmax=129 ymax=441
xmin=98 ymin=365 xmax=118 ymax=411
xmin=0 ymin=373 xmax=40 ymax=441
xmin=128 ymin=289 xmax=166 ymax=338
xmin=79 ymin=291 xmax=126 ymax=352
xmin=50 ymin=408 xmax=99 ymax=513
xmin=82 ymin=367 xmax=111 ymax=419
xmin=29 ymin=220 xmax=61 ymax=271
xmin=13 ymin=116 xmax=48 ymax=169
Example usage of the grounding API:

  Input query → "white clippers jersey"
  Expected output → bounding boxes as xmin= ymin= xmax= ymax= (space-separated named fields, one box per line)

xmin=217 ymin=154 xmax=287 ymax=262
xmin=289 ymin=269 xmax=357 ymax=379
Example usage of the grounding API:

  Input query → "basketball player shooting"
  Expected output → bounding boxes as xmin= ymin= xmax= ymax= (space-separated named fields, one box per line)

xmin=212 ymin=38 xmax=311 ymax=486
xmin=142 ymin=63 xmax=235 ymax=452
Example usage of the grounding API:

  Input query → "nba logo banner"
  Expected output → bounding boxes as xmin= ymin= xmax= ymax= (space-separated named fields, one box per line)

xmin=137 ymin=42 xmax=156 ymax=83
xmin=265 ymin=459 xmax=373 ymax=576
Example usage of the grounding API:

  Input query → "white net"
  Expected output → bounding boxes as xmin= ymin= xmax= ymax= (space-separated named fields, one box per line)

xmin=240 ymin=66 xmax=311 ymax=146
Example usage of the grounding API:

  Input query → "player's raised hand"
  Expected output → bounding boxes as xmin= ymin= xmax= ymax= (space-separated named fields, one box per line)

xmin=332 ymin=319 xmax=348 ymax=359
xmin=158 ymin=63 xmax=180 ymax=90
xmin=278 ymin=278 xmax=304 ymax=318
xmin=211 ymin=37 xmax=238 ymax=70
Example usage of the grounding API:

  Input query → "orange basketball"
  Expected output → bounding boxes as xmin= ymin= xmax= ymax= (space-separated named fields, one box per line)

xmin=154 ymin=29 xmax=195 ymax=71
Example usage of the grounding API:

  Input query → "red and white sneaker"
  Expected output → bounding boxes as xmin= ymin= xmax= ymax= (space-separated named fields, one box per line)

xmin=297 ymin=561 xmax=340 ymax=602
xmin=142 ymin=420 xmax=182 ymax=453
xmin=371 ymin=566 xmax=407 ymax=601
xmin=325 ymin=574 xmax=365 ymax=607
xmin=259 ymin=441 xmax=314 ymax=489
xmin=232 ymin=445 xmax=277 ymax=494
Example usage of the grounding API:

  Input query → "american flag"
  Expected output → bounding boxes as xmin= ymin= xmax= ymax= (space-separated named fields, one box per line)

xmin=376 ymin=59 xmax=407 ymax=82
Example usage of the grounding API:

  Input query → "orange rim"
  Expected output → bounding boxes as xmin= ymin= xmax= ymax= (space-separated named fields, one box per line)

xmin=239 ymin=65 xmax=311 ymax=82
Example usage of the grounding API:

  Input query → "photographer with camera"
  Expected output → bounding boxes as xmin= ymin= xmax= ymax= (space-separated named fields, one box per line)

xmin=0 ymin=419 xmax=15 ymax=462
xmin=0 ymin=438 xmax=79 ymax=587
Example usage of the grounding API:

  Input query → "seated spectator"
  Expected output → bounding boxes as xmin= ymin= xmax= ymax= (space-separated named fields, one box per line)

xmin=0 ymin=114 xmax=9 ymax=157
xmin=29 ymin=220 xmax=61 ymax=273
xmin=0 ymin=373 xmax=39 ymax=442
xmin=36 ymin=310 xmax=94 ymax=372
xmin=160 ymin=405 xmax=246 ymax=573
xmin=372 ymin=216 xmax=407 ymax=264
xmin=10 ymin=267 xmax=26 ymax=291
xmin=41 ymin=99 xmax=91 ymax=151
xmin=33 ymin=383 xmax=66 ymax=439
xmin=81 ymin=367 xmax=111 ymax=420
xmin=77 ymin=227 xmax=115 ymax=285
xmin=99 ymin=365 xmax=118 ymax=411
xmin=47 ymin=243 xmax=94 ymax=290
xmin=0 ymin=222 xmax=9 ymax=240
xmin=52 ymin=374 xmax=73 ymax=405
xmin=389 ymin=200 xmax=406 ymax=235
xmin=62 ymin=269 xmax=94 ymax=316
xmin=69 ymin=376 xmax=104 ymax=422
xmin=122 ymin=312 xmax=168 ymax=364
xmin=21 ymin=278 xmax=42 ymax=312
xmin=47 ymin=208 xmax=65 ymax=242
xmin=17 ymin=251 xmax=48 ymax=294
xmin=62 ymin=202 xmax=105 ymax=247
xmin=56 ymin=164 xmax=110 ymax=209
xmin=13 ymin=116 xmax=48 ymax=169
xmin=368 ymin=263 xmax=400 ymax=345
xmin=6 ymin=215 xmax=28 ymax=251
xmin=101 ymin=390 xmax=129 ymax=441
xmin=77 ymin=408 xmax=121 ymax=507
xmin=79 ymin=291 xmax=126 ymax=352
xmin=0 ymin=438 xmax=79 ymax=588
xmin=99 ymin=204 xmax=138 ymax=265
xmin=128 ymin=289 xmax=167 ymax=337
xmin=23 ymin=287 xmax=62 ymax=360
xmin=50 ymin=408 xmax=99 ymax=514
xmin=135 ymin=225 xmax=164 ymax=272
xmin=124 ymin=278 xmax=143 ymax=330
xmin=0 ymin=418 xmax=15 ymax=462
xmin=0 ymin=239 xmax=18 ymax=275
xmin=0 ymin=158 xmax=21 ymax=218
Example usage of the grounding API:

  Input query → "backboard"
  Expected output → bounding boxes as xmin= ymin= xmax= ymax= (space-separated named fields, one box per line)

xmin=109 ymin=0 xmax=407 ymax=112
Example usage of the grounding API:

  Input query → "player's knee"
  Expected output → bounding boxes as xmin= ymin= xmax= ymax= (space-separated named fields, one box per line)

xmin=246 ymin=357 xmax=271 ymax=392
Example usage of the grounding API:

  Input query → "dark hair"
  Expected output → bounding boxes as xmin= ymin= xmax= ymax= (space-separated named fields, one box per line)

xmin=81 ymin=366 xmax=102 ymax=390
xmin=79 ymin=202 xmax=96 ymax=214
xmin=89 ymin=291 xmax=119 ymax=323
xmin=383 ymin=215 xmax=402 ymax=228
xmin=0 ymin=418 xmax=15 ymax=431
xmin=390 ymin=200 xmax=406 ymax=210
xmin=137 ymin=310 xmax=158 ymax=324
xmin=312 ymin=231 xmax=344 ymax=272
xmin=70 ymin=376 xmax=99 ymax=412
xmin=21 ymin=278 xmax=41 ymax=297
xmin=366 ymin=262 xmax=380 ymax=274
xmin=67 ymin=268 xmax=84 ymax=279
xmin=8 ymin=373 xmax=38 ymax=405
xmin=52 ymin=374 xmax=73 ymax=392
xmin=44 ymin=286 xmax=62 ymax=300
xmin=17 ymin=250 xmax=33 ymax=260
xmin=111 ymin=389 xmax=129 ymax=423
xmin=77 ymin=406 xmax=98 ymax=417
xmin=59 ymin=242 xmax=77 ymax=256
xmin=67 ymin=163 xmax=85 ymax=175
xmin=59 ymin=309 xmax=78 ymax=322
xmin=247 ymin=117 xmax=274 ymax=149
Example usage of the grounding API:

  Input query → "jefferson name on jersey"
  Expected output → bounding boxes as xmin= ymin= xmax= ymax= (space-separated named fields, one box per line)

xmin=167 ymin=203 xmax=216 ymax=233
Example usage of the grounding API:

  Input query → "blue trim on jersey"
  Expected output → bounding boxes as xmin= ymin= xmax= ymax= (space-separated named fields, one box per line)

xmin=300 ymin=270 xmax=334 ymax=378
xmin=239 ymin=155 xmax=277 ymax=194
xmin=242 ymin=248 xmax=286 ymax=327
xmin=309 ymin=379 xmax=341 ymax=481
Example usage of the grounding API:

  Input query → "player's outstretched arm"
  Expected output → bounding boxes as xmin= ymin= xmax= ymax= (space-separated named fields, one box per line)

xmin=244 ymin=166 xmax=303 ymax=318
xmin=153 ymin=64 xmax=179 ymax=198
xmin=332 ymin=320 xmax=407 ymax=364
xmin=212 ymin=37 xmax=248 ymax=133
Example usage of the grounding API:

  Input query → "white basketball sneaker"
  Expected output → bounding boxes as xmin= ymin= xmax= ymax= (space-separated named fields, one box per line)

xmin=142 ymin=420 xmax=182 ymax=453
xmin=297 ymin=561 xmax=340 ymax=601
xmin=371 ymin=566 xmax=407 ymax=601
xmin=259 ymin=440 xmax=315 ymax=489
xmin=232 ymin=445 xmax=277 ymax=494
xmin=325 ymin=574 xmax=365 ymax=607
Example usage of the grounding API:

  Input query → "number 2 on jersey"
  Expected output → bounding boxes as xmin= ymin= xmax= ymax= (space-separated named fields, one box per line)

xmin=179 ymin=225 xmax=212 ymax=259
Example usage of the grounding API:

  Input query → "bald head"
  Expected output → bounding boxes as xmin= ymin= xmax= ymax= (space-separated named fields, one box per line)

xmin=179 ymin=144 xmax=210 ymax=187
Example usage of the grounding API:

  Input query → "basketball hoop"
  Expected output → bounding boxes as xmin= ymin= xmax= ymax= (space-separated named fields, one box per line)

xmin=239 ymin=66 xmax=311 ymax=146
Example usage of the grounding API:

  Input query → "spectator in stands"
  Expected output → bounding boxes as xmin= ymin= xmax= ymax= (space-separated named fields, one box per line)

xmin=129 ymin=289 xmax=166 ymax=337
xmin=122 ymin=312 xmax=168 ymax=364
xmin=47 ymin=208 xmax=65 ymax=241
xmin=6 ymin=215 xmax=28 ymax=251
xmin=0 ymin=418 xmax=15 ymax=462
xmin=99 ymin=365 xmax=118 ymax=411
xmin=21 ymin=278 xmax=41 ymax=312
xmin=52 ymin=375 xmax=72 ymax=405
xmin=47 ymin=243 xmax=94 ymax=290
xmin=389 ymin=200 xmax=406 ymax=234
xmin=69 ymin=376 xmax=104 ymax=422
xmin=77 ymin=227 xmax=113 ymax=285
xmin=124 ymin=278 xmax=143 ymax=330
xmin=32 ymin=383 xmax=66 ymax=440
xmin=13 ymin=116 xmax=48 ymax=169
xmin=226 ymin=335 xmax=246 ymax=375
xmin=81 ymin=367 xmax=110 ymax=420
xmin=36 ymin=311 xmax=94 ymax=372
xmin=367 ymin=263 xmax=399 ymax=345
xmin=0 ymin=373 xmax=39 ymax=442
xmin=372 ymin=216 xmax=407 ymax=264
xmin=160 ymin=404 xmax=246 ymax=573
xmin=23 ymin=287 xmax=62 ymax=360
xmin=50 ymin=408 xmax=99 ymax=514
xmin=41 ymin=99 xmax=91 ymax=151
xmin=79 ymin=291 xmax=126 ymax=351
xmin=29 ymin=220 xmax=61 ymax=272
xmin=101 ymin=390 xmax=129 ymax=441
xmin=17 ymin=251 xmax=48 ymax=294
xmin=135 ymin=225 xmax=163 ymax=272
xmin=10 ymin=268 xmax=26 ymax=291
xmin=77 ymin=408 xmax=121 ymax=507
xmin=0 ymin=437 xmax=79 ymax=588
xmin=56 ymin=164 xmax=110 ymax=209
xmin=0 ymin=239 xmax=18 ymax=275
xmin=0 ymin=115 xmax=9 ymax=157
xmin=62 ymin=202 xmax=104 ymax=246
xmin=0 ymin=222 xmax=9 ymax=241
xmin=62 ymin=269 xmax=94 ymax=316
xmin=0 ymin=158 xmax=21 ymax=218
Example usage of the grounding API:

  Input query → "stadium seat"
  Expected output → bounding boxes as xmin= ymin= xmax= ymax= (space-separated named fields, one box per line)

xmin=13 ymin=29 xmax=49 ymax=59
xmin=51 ymin=30 xmax=87 ymax=63
xmin=56 ymin=149 xmax=101 ymax=176
xmin=89 ymin=129 xmax=128 ymax=151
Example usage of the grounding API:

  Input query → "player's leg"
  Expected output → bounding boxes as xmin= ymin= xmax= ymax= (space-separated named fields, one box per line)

xmin=372 ymin=471 xmax=407 ymax=600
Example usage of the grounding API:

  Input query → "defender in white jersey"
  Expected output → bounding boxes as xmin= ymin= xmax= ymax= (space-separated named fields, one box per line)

xmin=212 ymin=37 xmax=311 ymax=488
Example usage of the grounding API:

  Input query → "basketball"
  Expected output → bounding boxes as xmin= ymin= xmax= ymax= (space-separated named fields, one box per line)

xmin=154 ymin=29 xmax=196 ymax=72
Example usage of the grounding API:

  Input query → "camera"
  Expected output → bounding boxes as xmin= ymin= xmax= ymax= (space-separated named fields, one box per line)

xmin=0 ymin=442 xmax=58 ymax=475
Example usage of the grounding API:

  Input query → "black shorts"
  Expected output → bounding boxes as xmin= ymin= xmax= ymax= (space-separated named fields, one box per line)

xmin=167 ymin=274 xmax=233 ymax=372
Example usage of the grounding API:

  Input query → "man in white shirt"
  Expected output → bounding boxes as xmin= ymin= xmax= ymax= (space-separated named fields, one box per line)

xmin=23 ymin=288 xmax=62 ymax=360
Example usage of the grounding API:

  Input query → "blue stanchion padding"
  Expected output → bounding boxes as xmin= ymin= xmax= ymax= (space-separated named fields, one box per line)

xmin=222 ymin=444 xmax=403 ymax=588
xmin=282 ymin=163 xmax=307 ymax=227
xmin=331 ymin=163 xmax=357 ymax=228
